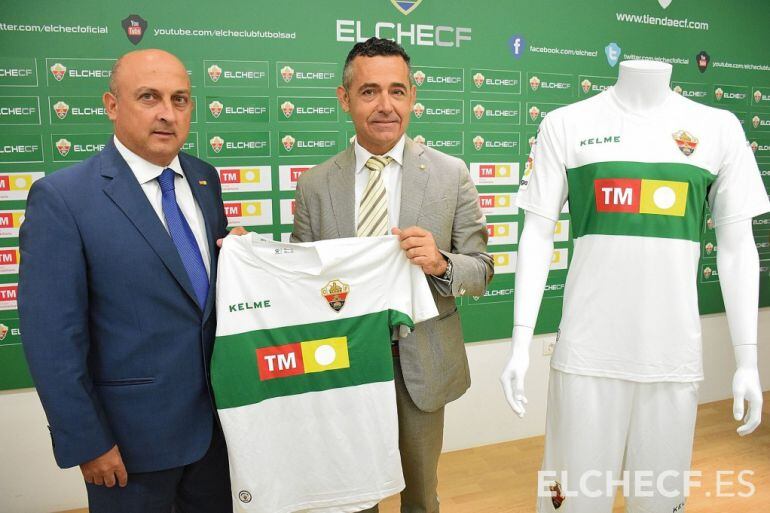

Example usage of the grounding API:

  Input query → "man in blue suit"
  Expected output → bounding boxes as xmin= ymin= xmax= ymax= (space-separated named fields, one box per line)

xmin=19 ymin=49 xmax=233 ymax=512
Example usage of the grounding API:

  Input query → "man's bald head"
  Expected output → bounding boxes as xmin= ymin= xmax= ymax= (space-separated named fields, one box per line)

xmin=103 ymin=49 xmax=193 ymax=166
xmin=109 ymin=49 xmax=189 ymax=96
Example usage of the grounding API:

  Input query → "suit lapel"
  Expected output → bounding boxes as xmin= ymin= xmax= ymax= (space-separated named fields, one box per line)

xmin=399 ymin=138 xmax=429 ymax=229
xmin=328 ymin=145 xmax=356 ymax=238
xmin=100 ymin=140 xmax=201 ymax=312
xmin=179 ymin=153 xmax=218 ymax=321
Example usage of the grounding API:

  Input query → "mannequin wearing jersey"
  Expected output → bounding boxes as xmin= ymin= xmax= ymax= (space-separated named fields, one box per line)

xmin=500 ymin=60 xmax=765 ymax=513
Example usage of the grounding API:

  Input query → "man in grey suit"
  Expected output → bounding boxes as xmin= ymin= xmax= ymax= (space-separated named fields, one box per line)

xmin=291 ymin=37 xmax=493 ymax=513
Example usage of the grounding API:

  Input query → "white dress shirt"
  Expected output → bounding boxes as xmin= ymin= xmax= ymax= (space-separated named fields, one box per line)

xmin=113 ymin=136 xmax=211 ymax=277
xmin=353 ymin=135 xmax=406 ymax=230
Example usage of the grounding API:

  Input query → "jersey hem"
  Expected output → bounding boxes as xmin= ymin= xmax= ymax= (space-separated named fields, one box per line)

xmin=249 ymin=483 xmax=405 ymax=513
xmin=550 ymin=362 xmax=704 ymax=383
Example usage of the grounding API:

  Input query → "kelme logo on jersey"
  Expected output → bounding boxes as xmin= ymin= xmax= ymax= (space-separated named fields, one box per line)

xmin=279 ymin=132 xmax=339 ymax=156
xmin=391 ymin=0 xmax=422 ymax=15
xmin=206 ymin=96 xmax=269 ymax=123
xmin=696 ymin=51 xmax=710 ymax=73
xmin=121 ymin=14 xmax=148 ymax=45
xmin=0 ymin=172 xmax=44 ymax=200
xmin=0 ymin=57 xmax=38 ymax=87
xmin=672 ymin=130 xmax=698 ymax=156
xmin=0 ymin=96 xmax=40 ymax=125
xmin=410 ymin=66 xmax=464 ymax=92
xmin=0 ymin=247 xmax=19 ymax=275
xmin=256 ymin=336 xmax=351 ymax=381
xmin=203 ymin=60 xmax=269 ymax=87
xmin=277 ymin=97 xmax=338 ymax=122
xmin=217 ymin=166 xmax=272 ymax=193
xmin=0 ymin=210 xmax=25 ymax=238
xmin=322 ymin=279 xmax=350 ymax=312
xmin=470 ymin=69 xmax=521 ymax=94
xmin=470 ymin=162 xmax=518 ymax=186
xmin=594 ymin=178 xmax=689 ymax=217
xmin=207 ymin=132 xmax=271 ymax=158
xmin=52 ymin=133 xmax=108 ymax=162
xmin=276 ymin=62 xmax=337 ymax=88
xmin=224 ymin=200 xmax=273 ymax=227
xmin=46 ymin=58 xmax=114 ymax=86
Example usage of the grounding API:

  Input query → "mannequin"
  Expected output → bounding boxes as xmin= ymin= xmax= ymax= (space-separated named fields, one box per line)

xmin=500 ymin=60 xmax=766 ymax=512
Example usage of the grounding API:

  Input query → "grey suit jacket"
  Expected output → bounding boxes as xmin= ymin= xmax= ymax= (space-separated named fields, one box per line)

xmin=291 ymin=137 xmax=493 ymax=412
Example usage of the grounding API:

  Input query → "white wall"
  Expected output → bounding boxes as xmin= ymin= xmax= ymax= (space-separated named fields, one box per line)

xmin=2 ymin=310 xmax=769 ymax=513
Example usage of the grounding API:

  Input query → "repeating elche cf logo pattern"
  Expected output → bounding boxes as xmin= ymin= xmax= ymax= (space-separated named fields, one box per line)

xmin=50 ymin=63 xmax=66 ymax=81
xmin=53 ymin=101 xmax=69 ymax=119
xmin=280 ymin=65 xmax=294 ymax=82
xmin=207 ymin=64 xmax=222 ymax=82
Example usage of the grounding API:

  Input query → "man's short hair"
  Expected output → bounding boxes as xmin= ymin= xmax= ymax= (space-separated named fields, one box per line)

xmin=342 ymin=37 xmax=412 ymax=89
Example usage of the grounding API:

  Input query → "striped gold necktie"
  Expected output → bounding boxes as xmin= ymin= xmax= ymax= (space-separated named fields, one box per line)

xmin=357 ymin=155 xmax=393 ymax=237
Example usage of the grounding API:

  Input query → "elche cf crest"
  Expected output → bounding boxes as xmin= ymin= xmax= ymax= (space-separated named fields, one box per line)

xmin=672 ymin=130 xmax=698 ymax=156
xmin=413 ymin=134 xmax=426 ymax=145
xmin=281 ymin=66 xmax=295 ymax=82
xmin=209 ymin=101 xmax=223 ymax=118
xmin=56 ymin=138 xmax=72 ymax=157
xmin=529 ymin=75 xmax=541 ymax=91
xmin=714 ymin=87 xmax=724 ymax=101
xmin=413 ymin=70 xmax=426 ymax=86
xmin=549 ymin=481 xmax=565 ymax=509
xmin=754 ymin=90 xmax=763 ymax=104
xmin=210 ymin=136 xmax=224 ymax=153
xmin=673 ymin=85 xmax=683 ymax=95
xmin=281 ymin=101 xmax=295 ymax=118
xmin=321 ymin=279 xmax=350 ymax=312
xmin=282 ymin=134 xmax=296 ymax=151
xmin=473 ymin=104 xmax=485 ymax=119
xmin=53 ymin=101 xmax=70 ymax=119
xmin=473 ymin=72 xmax=485 ymax=88
xmin=581 ymin=79 xmax=591 ymax=94
xmin=752 ymin=116 xmax=761 ymax=129
xmin=529 ymin=105 xmax=540 ymax=121
xmin=208 ymin=64 xmax=222 ymax=82
xmin=50 ymin=63 xmax=66 ymax=81
xmin=472 ymin=135 xmax=484 ymax=151
xmin=122 ymin=14 xmax=148 ymax=45
xmin=412 ymin=102 xmax=425 ymax=118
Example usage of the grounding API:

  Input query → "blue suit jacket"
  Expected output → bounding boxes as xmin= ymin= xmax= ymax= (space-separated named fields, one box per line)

xmin=18 ymin=139 xmax=229 ymax=472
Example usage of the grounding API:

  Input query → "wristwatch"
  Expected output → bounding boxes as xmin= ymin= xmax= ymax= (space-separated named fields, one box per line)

xmin=439 ymin=258 xmax=453 ymax=281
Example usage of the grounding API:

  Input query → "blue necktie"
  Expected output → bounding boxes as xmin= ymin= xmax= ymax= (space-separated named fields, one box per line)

xmin=158 ymin=168 xmax=209 ymax=309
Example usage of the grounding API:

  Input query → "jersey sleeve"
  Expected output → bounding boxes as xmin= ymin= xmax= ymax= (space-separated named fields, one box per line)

xmin=708 ymin=112 xmax=770 ymax=226
xmin=386 ymin=241 xmax=439 ymax=329
xmin=516 ymin=113 xmax=569 ymax=222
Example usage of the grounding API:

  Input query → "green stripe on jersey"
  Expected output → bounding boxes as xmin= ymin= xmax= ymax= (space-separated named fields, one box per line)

xmin=567 ymin=161 xmax=716 ymax=242
xmin=212 ymin=310 xmax=405 ymax=410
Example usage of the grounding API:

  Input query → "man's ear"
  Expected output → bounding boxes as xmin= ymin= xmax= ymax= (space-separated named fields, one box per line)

xmin=102 ymin=91 xmax=118 ymax=121
xmin=337 ymin=85 xmax=350 ymax=113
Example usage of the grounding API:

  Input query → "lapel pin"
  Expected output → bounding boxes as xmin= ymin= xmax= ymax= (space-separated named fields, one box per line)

xmin=198 ymin=180 xmax=208 ymax=186
xmin=419 ymin=164 xmax=426 ymax=170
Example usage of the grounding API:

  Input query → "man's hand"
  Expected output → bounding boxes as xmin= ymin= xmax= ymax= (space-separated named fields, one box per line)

xmin=80 ymin=445 xmax=127 ymax=488
xmin=217 ymin=226 xmax=248 ymax=248
xmin=392 ymin=226 xmax=447 ymax=276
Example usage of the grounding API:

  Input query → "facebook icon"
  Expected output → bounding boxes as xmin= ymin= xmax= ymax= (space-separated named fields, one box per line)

xmin=509 ymin=34 xmax=526 ymax=59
